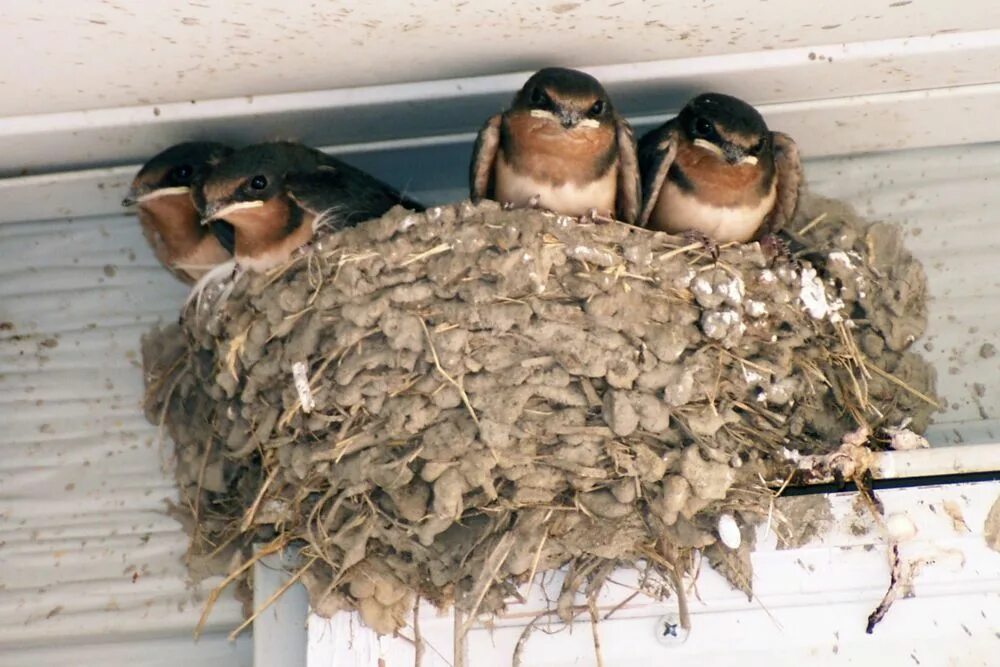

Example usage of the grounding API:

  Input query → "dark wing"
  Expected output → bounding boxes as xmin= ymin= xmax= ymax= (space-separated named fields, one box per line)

xmin=287 ymin=159 xmax=424 ymax=231
xmin=614 ymin=114 xmax=641 ymax=225
xmin=766 ymin=131 xmax=803 ymax=234
xmin=314 ymin=151 xmax=425 ymax=212
xmin=209 ymin=220 xmax=236 ymax=254
xmin=469 ymin=114 xmax=502 ymax=202
xmin=637 ymin=120 xmax=679 ymax=228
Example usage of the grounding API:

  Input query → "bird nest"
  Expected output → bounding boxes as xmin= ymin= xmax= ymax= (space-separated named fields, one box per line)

xmin=143 ymin=194 xmax=937 ymax=638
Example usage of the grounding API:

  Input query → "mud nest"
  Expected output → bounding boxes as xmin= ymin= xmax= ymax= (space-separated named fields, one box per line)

xmin=143 ymin=194 xmax=938 ymax=635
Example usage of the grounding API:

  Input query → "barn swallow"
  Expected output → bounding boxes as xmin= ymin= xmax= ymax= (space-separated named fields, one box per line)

xmin=198 ymin=141 xmax=424 ymax=272
xmin=469 ymin=67 xmax=641 ymax=224
xmin=122 ymin=142 xmax=236 ymax=283
xmin=637 ymin=93 xmax=801 ymax=248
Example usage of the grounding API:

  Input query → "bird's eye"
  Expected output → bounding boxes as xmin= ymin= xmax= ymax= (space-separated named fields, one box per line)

xmin=172 ymin=165 xmax=193 ymax=181
xmin=694 ymin=117 xmax=714 ymax=137
xmin=250 ymin=175 xmax=268 ymax=190
xmin=588 ymin=100 xmax=606 ymax=116
xmin=529 ymin=87 xmax=548 ymax=107
xmin=748 ymin=138 xmax=765 ymax=156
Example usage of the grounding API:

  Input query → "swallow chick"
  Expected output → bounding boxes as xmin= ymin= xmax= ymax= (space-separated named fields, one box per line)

xmin=123 ymin=142 xmax=236 ymax=283
xmin=469 ymin=67 xmax=641 ymax=224
xmin=198 ymin=141 xmax=423 ymax=274
xmin=638 ymin=93 xmax=802 ymax=249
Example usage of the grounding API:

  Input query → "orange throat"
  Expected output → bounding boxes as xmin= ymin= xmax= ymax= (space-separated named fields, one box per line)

xmin=224 ymin=197 xmax=316 ymax=271
xmin=503 ymin=113 xmax=616 ymax=186
xmin=138 ymin=194 xmax=206 ymax=259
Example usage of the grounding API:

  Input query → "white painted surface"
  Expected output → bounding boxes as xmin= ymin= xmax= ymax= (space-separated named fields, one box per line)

xmin=306 ymin=480 xmax=1000 ymax=666
xmin=3 ymin=2 xmax=999 ymax=118
xmin=3 ymin=28 xmax=1000 ymax=176
xmin=254 ymin=551 xmax=309 ymax=667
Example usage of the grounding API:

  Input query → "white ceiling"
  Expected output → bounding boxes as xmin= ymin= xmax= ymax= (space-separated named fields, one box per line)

xmin=3 ymin=0 xmax=1000 ymax=117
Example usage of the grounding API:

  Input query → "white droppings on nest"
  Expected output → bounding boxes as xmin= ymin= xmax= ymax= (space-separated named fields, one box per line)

xmin=292 ymin=361 xmax=315 ymax=414
xmin=427 ymin=207 xmax=442 ymax=220
xmin=718 ymin=514 xmax=742 ymax=549
xmin=799 ymin=266 xmax=844 ymax=321
xmin=828 ymin=251 xmax=855 ymax=268
xmin=528 ymin=272 xmax=545 ymax=294
xmin=885 ymin=418 xmax=930 ymax=450
xmin=886 ymin=513 xmax=918 ymax=542
xmin=674 ymin=267 xmax=696 ymax=290
xmin=742 ymin=368 xmax=766 ymax=385
xmin=692 ymin=273 xmax=744 ymax=305
xmin=400 ymin=215 xmax=417 ymax=231
xmin=759 ymin=269 xmax=776 ymax=285
xmin=692 ymin=276 xmax=713 ymax=298
xmin=568 ymin=245 xmax=616 ymax=267
xmin=763 ymin=378 xmax=797 ymax=406
xmin=781 ymin=447 xmax=803 ymax=463
xmin=746 ymin=299 xmax=768 ymax=318
xmin=702 ymin=309 xmax=744 ymax=340
xmin=719 ymin=274 xmax=745 ymax=304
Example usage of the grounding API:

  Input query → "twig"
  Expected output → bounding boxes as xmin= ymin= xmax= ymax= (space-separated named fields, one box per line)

xmin=419 ymin=318 xmax=479 ymax=427
xmin=194 ymin=536 xmax=288 ymax=639
xmin=228 ymin=556 xmax=318 ymax=641
xmin=401 ymin=243 xmax=452 ymax=266
xmin=413 ymin=596 xmax=424 ymax=667
xmin=187 ymin=436 xmax=214 ymax=559
xmin=797 ymin=212 xmax=829 ymax=235
xmin=603 ymin=589 xmax=642 ymax=621
xmin=511 ymin=608 xmax=586 ymax=667
xmin=664 ymin=560 xmax=691 ymax=631
xmin=511 ymin=611 xmax=549 ymax=667
xmin=240 ymin=465 xmax=280 ymax=532
xmin=459 ymin=533 xmax=516 ymax=638
xmin=453 ymin=608 xmax=466 ymax=667
xmin=588 ymin=598 xmax=606 ymax=667
xmin=523 ymin=529 xmax=549 ymax=597
xmin=657 ymin=242 xmax=702 ymax=263
xmin=863 ymin=360 xmax=942 ymax=409
xmin=866 ymin=545 xmax=901 ymax=634
xmin=154 ymin=360 xmax=187 ymax=469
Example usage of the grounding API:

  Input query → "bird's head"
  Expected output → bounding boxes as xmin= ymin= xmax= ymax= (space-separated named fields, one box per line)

xmin=511 ymin=67 xmax=615 ymax=132
xmin=678 ymin=93 xmax=771 ymax=166
xmin=122 ymin=142 xmax=232 ymax=208
xmin=197 ymin=141 xmax=324 ymax=225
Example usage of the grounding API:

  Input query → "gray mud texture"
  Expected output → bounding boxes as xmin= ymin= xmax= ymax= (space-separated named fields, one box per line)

xmin=143 ymin=194 xmax=938 ymax=634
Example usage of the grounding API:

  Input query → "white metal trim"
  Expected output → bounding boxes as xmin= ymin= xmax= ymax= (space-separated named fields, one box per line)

xmin=299 ymin=479 xmax=1000 ymax=666
xmin=3 ymin=30 xmax=1000 ymax=176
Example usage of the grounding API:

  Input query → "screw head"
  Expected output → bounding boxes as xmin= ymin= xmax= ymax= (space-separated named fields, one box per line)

xmin=656 ymin=613 xmax=690 ymax=646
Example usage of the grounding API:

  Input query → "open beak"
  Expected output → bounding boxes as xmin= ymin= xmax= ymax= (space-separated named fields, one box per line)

xmin=201 ymin=199 xmax=265 ymax=224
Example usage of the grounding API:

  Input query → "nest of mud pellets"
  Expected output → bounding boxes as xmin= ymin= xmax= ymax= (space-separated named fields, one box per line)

xmin=143 ymin=194 xmax=938 ymax=636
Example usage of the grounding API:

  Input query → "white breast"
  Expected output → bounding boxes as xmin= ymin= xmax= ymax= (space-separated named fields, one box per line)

xmin=653 ymin=180 xmax=777 ymax=243
xmin=494 ymin=155 xmax=617 ymax=218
